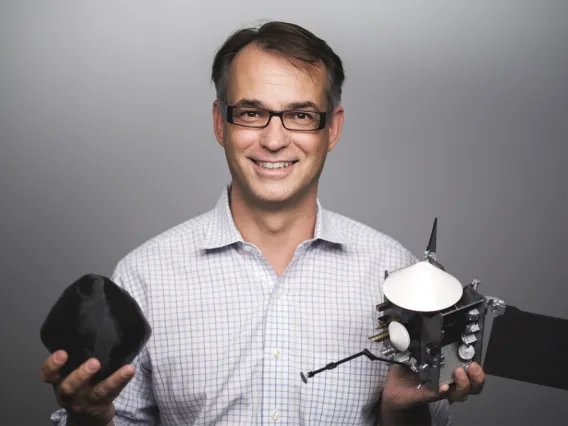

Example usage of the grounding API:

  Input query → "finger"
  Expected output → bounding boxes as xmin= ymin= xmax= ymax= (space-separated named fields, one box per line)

xmin=466 ymin=363 xmax=486 ymax=395
xmin=39 ymin=351 xmax=68 ymax=384
xmin=89 ymin=364 xmax=135 ymax=404
xmin=448 ymin=367 xmax=470 ymax=402
xmin=58 ymin=358 xmax=100 ymax=401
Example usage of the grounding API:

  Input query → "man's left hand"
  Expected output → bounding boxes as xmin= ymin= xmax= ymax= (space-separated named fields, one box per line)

xmin=381 ymin=362 xmax=486 ymax=411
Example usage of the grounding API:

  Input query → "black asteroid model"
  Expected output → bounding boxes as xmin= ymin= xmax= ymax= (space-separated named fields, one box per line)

xmin=40 ymin=273 xmax=152 ymax=384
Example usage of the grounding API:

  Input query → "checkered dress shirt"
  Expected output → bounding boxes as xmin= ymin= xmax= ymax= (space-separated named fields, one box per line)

xmin=51 ymin=187 xmax=451 ymax=425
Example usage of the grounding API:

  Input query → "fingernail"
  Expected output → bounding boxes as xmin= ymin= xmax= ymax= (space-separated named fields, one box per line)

xmin=55 ymin=351 xmax=66 ymax=362
xmin=86 ymin=359 xmax=99 ymax=373
xmin=470 ymin=364 xmax=480 ymax=374
xmin=457 ymin=368 xmax=466 ymax=378
xmin=121 ymin=366 xmax=134 ymax=378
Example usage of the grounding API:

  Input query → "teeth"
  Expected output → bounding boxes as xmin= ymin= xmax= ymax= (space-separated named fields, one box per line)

xmin=256 ymin=161 xmax=293 ymax=169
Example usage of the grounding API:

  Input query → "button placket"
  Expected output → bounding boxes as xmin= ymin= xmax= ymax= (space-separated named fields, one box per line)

xmin=262 ymin=243 xmax=309 ymax=423
xmin=263 ymin=272 xmax=291 ymax=426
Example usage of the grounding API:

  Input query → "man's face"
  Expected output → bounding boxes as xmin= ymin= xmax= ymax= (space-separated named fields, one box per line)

xmin=213 ymin=44 xmax=344 ymax=208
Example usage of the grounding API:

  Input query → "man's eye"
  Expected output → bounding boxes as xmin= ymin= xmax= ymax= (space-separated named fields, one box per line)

xmin=294 ymin=112 xmax=314 ymax=120
xmin=239 ymin=109 xmax=264 ymax=118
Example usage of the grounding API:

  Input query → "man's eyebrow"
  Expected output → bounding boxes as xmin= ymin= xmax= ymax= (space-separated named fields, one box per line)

xmin=234 ymin=99 xmax=265 ymax=108
xmin=233 ymin=99 xmax=322 ymax=111
xmin=284 ymin=101 xmax=321 ymax=110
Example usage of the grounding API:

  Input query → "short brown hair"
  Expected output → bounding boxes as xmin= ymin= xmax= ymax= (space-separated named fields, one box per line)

xmin=211 ymin=21 xmax=345 ymax=112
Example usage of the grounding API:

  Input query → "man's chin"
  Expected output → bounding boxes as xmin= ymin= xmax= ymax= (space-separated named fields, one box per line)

xmin=248 ymin=185 xmax=304 ymax=208
xmin=254 ymin=192 xmax=295 ymax=206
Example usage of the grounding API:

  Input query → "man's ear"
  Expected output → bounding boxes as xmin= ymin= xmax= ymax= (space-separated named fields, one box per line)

xmin=327 ymin=105 xmax=344 ymax=152
xmin=212 ymin=100 xmax=225 ymax=148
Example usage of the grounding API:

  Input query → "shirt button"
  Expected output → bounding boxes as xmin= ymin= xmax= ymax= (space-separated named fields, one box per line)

xmin=243 ymin=245 xmax=253 ymax=252
xmin=273 ymin=350 xmax=281 ymax=359
xmin=272 ymin=411 xmax=280 ymax=421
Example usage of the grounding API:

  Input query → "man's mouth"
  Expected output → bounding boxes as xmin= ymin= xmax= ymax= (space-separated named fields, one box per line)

xmin=250 ymin=159 xmax=298 ymax=169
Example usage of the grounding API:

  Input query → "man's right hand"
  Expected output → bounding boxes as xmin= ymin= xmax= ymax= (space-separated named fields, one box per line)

xmin=40 ymin=350 xmax=135 ymax=426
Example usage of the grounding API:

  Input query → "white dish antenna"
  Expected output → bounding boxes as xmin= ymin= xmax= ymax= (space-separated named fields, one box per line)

xmin=383 ymin=260 xmax=464 ymax=312
xmin=382 ymin=218 xmax=463 ymax=312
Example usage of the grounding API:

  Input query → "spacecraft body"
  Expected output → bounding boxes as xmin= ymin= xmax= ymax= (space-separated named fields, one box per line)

xmin=375 ymin=258 xmax=505 ymax=391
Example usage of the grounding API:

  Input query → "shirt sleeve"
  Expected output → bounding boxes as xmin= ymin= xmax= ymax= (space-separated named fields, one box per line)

xmin=49 ymin=260 xmax=159 ymax=425
xmin=429 ymin=399 xmax=452 ymax=426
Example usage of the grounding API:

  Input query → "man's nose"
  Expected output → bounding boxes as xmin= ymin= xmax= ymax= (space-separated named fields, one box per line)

xmin=259 ymin=115 xmax=290 ymax=151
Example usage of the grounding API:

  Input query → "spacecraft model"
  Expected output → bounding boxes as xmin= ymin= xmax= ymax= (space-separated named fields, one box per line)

xmin=301 ymin=218 xmax=568 ymax=393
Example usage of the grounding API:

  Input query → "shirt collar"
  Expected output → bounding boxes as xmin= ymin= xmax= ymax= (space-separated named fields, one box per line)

xmin=199 ymin=186 xmax=352 ymax=250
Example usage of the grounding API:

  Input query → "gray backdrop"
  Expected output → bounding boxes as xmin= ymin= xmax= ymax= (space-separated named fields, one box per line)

xmin=1 ymin=1 xmax=566 ymax=425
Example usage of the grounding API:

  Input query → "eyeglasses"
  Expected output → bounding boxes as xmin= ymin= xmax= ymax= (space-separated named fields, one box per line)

xmin=220 ymin=101 xmax=327 ymax=131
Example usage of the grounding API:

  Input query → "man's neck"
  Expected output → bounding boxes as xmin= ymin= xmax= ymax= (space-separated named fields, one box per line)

xmin=228 ymin=184 xmax=318 ymax=274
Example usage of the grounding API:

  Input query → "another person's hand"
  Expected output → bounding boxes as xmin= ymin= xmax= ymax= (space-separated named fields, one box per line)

xmin=40 ymin=350 xmax=135 ymax=426
xmin=380 ymin=362 xmax=485 ymax=422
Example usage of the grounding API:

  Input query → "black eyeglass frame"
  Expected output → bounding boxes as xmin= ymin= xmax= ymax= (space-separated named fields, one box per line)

xmin=220 ymin=101 xmax=328 ymax=131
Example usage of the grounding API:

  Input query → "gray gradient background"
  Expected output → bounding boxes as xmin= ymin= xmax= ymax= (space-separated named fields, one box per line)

xmin=1 ymin=1 xmax=566 ymax=425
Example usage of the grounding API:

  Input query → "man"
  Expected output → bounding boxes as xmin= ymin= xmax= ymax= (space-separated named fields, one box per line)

xmin=40 ymin=21 xmax=485 ymax=425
